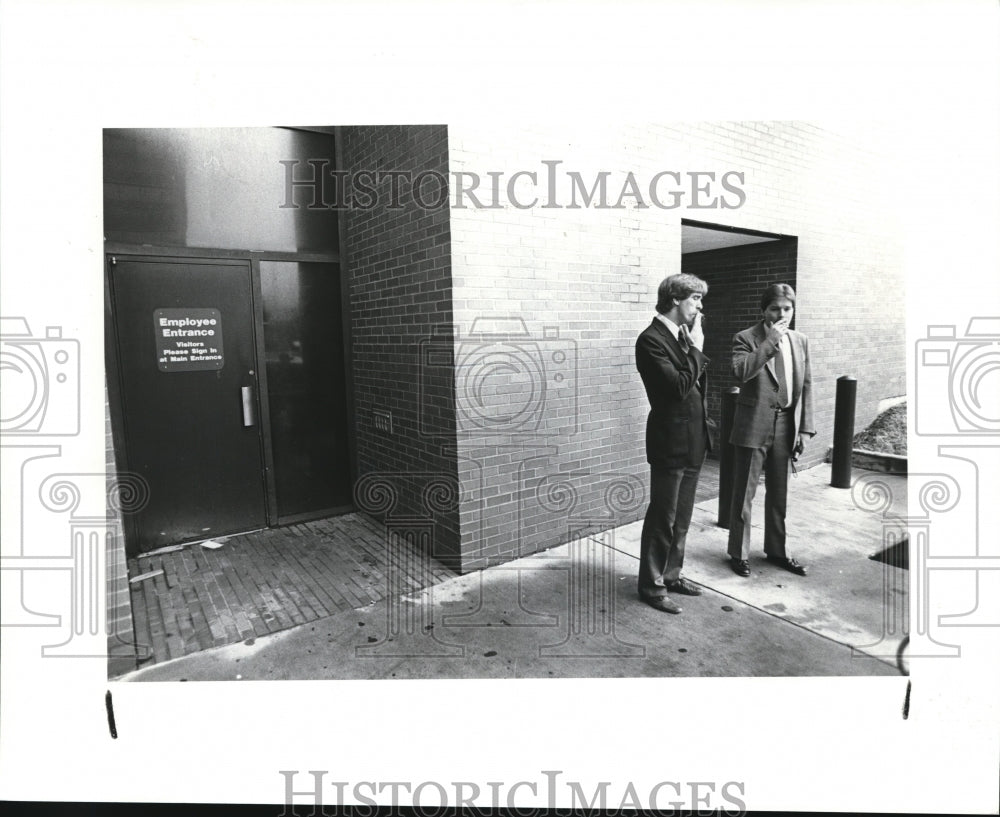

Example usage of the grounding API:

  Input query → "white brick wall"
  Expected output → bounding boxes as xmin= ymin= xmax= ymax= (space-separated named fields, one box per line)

xmin=446 ymin=122 xmax=906 ymax=566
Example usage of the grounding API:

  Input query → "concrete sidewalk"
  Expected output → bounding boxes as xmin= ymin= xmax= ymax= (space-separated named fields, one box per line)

xmin=120 ymin=464 xmax=906 ymax=681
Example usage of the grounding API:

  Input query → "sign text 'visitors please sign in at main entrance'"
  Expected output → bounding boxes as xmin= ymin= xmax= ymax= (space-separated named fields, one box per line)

xmin=154 ymin=308 xmax=225 ymax=372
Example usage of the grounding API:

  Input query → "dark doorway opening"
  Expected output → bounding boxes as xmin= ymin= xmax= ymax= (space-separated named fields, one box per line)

xmin=680 ymin=219 xmax=798 ymax=453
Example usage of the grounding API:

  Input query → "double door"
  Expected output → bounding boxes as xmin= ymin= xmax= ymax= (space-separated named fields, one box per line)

xmin=109 ymin=254 xmax=351 ymax=554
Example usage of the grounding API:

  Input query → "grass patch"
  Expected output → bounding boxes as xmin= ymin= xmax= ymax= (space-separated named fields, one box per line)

xmin=854 ymin=402 xmax=907 ymax=456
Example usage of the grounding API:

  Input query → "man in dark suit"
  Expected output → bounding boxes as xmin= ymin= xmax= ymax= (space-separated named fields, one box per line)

xmin=727 ymin=283 xmax=816 ymax=578
xmin=635 ymin=273 xmax=712 ymax=614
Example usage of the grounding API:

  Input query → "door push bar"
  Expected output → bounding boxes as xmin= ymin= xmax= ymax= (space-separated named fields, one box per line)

xmin=241 ymin=386 xmax=256 ymax=427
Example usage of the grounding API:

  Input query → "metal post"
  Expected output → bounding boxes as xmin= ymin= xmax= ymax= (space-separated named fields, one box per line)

xmin=717 ymin=387 xmax=740 ymax=527
xmin=831 ymin=376 xmax=857 ymax=488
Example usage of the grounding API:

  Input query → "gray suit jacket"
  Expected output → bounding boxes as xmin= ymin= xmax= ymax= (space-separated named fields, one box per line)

xmin=729 ymin=321 xmax=815 ymax=447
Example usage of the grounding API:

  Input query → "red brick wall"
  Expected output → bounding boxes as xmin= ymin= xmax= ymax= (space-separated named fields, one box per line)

xmin=339 ymin=126 xmax=462 ymax=567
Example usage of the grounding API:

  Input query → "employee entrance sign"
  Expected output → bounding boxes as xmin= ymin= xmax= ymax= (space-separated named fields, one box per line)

xmin=154 ymin=308 xmax=225 ymax=372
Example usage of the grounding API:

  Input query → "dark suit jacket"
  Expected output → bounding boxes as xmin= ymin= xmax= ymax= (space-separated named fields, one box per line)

xmin=636 ymin=318 xmax=712 ymax=469
xmin=730 ymin=321 xmax=815 ymax=447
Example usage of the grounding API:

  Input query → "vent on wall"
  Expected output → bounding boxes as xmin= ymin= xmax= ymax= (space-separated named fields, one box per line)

xmin=373 ymin=409 xmax=393 ymax=435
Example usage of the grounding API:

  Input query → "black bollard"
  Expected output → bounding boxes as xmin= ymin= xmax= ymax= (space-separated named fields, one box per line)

xmin=718 ymin=387 xmax=740 ymax=527
xmin=831 ymin=376 xmax=857 ymax=488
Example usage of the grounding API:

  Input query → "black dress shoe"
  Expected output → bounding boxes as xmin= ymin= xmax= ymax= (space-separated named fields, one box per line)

xmin=666 ymin=578 xmax=702 ymax=596
xmin=730 ymin=558 xmax=751 ymax=577
xmin=766 ymin=554 xmax=808 ymax=576
xmin=642 ymin=595 xmax=682 ymax=614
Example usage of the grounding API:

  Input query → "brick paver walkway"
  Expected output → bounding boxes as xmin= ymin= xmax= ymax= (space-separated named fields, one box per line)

xmin=126 ymin=464 xmax=723 ymax=670
xmin=127 ymin=513 xmax=457 ymax=668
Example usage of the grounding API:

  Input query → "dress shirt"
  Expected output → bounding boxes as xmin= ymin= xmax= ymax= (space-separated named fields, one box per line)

xmin=777 ymin=334 xmax=794 ymax=408
xmin=655 ymin=313 xmax=703 ymax=351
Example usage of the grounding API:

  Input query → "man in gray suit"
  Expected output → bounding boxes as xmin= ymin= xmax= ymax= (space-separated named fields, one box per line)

xmin=727 ymin=283 xmax=816 ymax=577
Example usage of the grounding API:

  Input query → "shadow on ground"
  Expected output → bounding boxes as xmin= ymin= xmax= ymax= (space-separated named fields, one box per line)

xmin=121 ymin=464 xmax=905 ymax=681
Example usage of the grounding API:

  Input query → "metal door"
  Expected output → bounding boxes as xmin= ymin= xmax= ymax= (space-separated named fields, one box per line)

xmin=109 ymin=256 xmax=267 ymax=551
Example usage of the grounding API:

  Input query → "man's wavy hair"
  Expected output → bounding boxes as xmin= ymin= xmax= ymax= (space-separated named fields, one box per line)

xmin=759 ymin=283 xmax=796 ymax=312
xmin=656 ymin=273 xmax=708 ymax=314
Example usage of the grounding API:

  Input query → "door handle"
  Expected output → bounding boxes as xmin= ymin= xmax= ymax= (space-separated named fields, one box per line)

xmin=241 ymin=386 xmax=256 ymax=427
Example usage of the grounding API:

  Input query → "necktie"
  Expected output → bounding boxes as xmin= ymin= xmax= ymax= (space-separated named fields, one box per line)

xmin=679 ymin=327 xmax=701 ymax=392
xmin=774 ymin=338 xmax=790 ymax=407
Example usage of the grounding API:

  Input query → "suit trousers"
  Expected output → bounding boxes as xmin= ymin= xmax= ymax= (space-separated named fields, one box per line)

xmin=638 ymin=455 xmax=704 ymax=598
xmin=727 ymin=411 xmax=795 ymax=561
